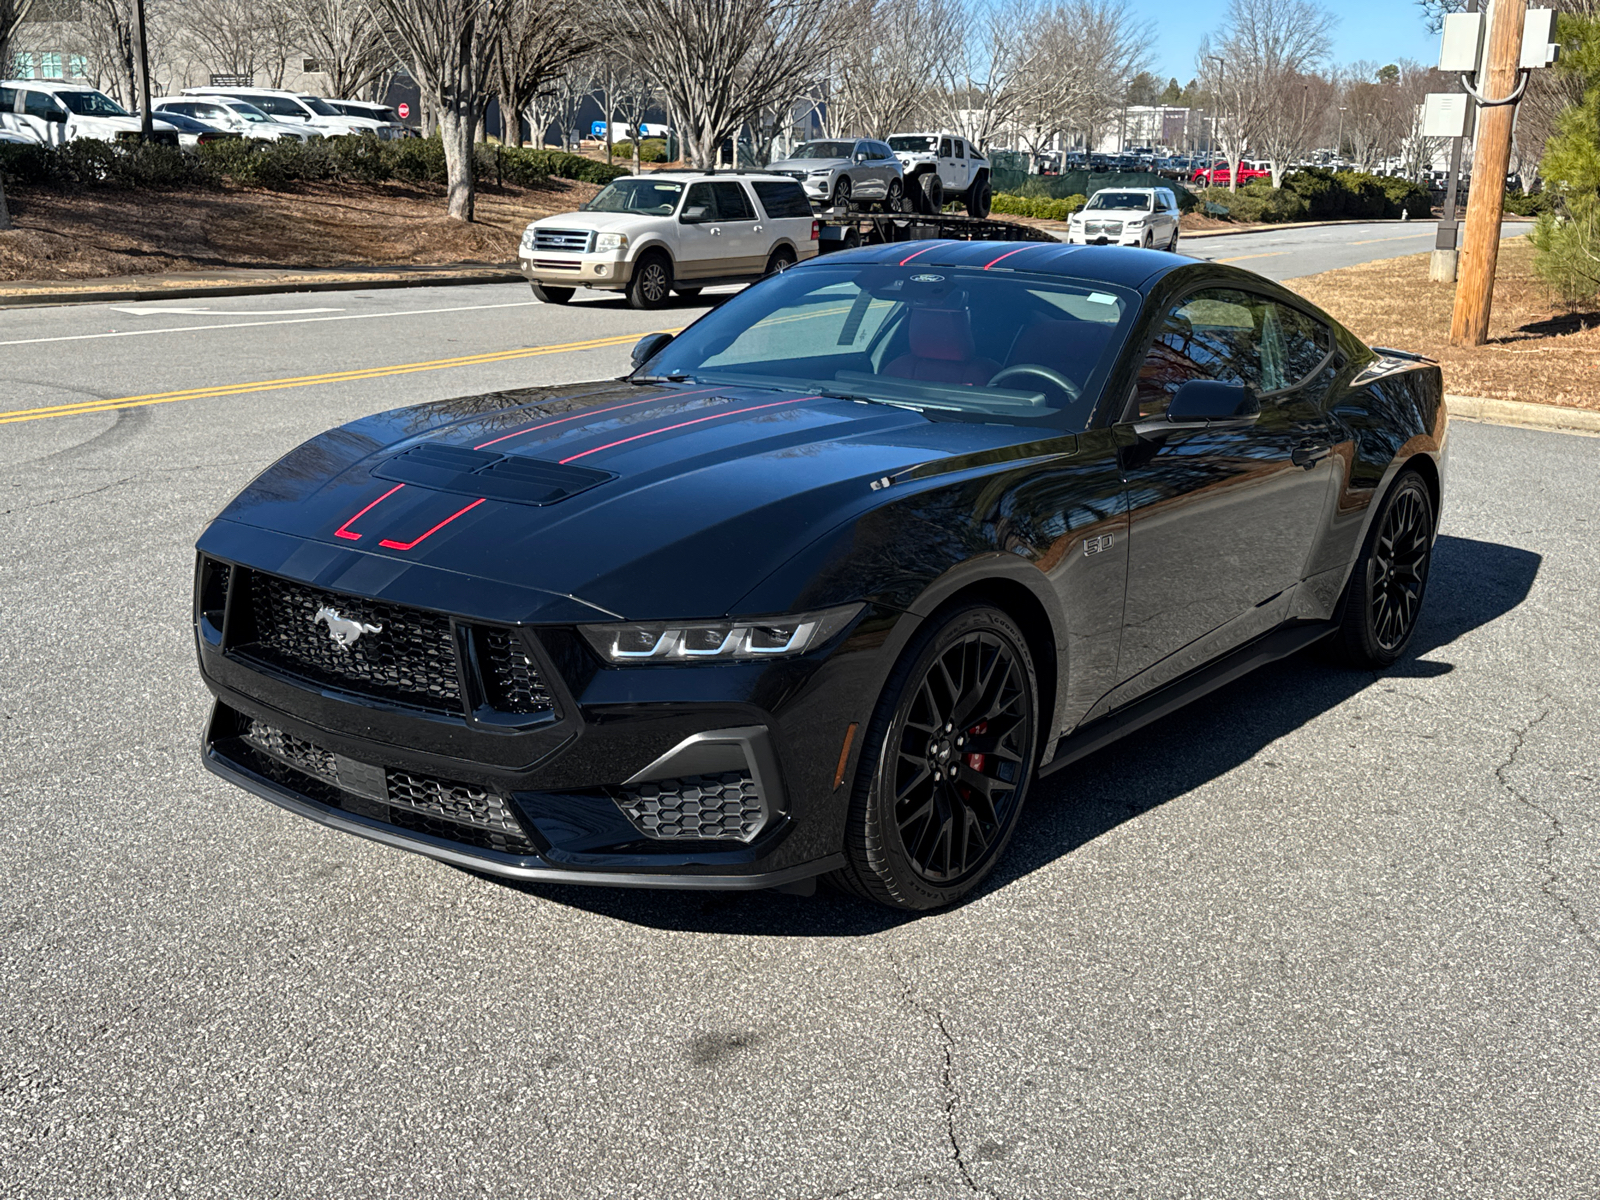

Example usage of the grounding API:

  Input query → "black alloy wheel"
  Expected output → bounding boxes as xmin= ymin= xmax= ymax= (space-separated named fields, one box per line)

xmin=1331 ymin=470 xmax=1434 ymax=667
xmin=883 ymin=178 xmax=904 ymax=213
xmin=832 ymin=176 xmax=853 ymax=210
xmin=834 ymin=604 xmax=1038 ymax=911
xmin=530 ymin=282 xmax=573 ymax=304
xmin=764 ymin=246 xmax=797 ymax=275
xmin=626 ymin=253 xmax=672 ymax=310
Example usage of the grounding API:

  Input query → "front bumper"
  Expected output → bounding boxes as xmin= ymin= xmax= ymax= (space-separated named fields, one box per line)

xmin=800 ymin=176 xmax=835 ymax=197
xmin=195 ymin=553 xmax=902 ymax=891
xmin=1065 ymin=230 xmax=1148 ymax=247
xmin=518 ymin=253 xmax=633 ymax=289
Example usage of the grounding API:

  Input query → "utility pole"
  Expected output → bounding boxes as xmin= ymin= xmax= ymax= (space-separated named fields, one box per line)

xmin=1450 ymin=0 xmax=1527 ymax=346
xmin=131 ymin=0 xmax=154 ymax=140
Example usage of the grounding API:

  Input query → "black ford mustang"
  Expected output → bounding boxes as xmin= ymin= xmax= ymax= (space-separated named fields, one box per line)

xmin=195 ymin=241 xmax=1446 ymax=910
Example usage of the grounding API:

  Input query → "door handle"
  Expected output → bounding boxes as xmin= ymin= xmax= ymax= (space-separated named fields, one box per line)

xmin=753 ymin=224 xmax=763 ymax=233
xmin=1291 ymin=440 xmax=1331 ymax=468
xmin=709 ymin=226 xmax=721 ymax=235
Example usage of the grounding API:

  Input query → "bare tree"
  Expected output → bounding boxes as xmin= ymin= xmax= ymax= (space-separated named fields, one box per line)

xmin=0 ymin=0 xmax=35 ymax=229
xmin=299 ymin=0 xmax=393 ymax=98
xmin=596 ymin=51 xmax=656 ymax=168
xmin=369 ymin=0 xmax=515 ymax=220
xmin=935 ymin=0 xmax=1038 ymax=147
xmin=595 ymin=0 xmax=851 ymax=169
xmin=540 ymin=54 xmax=595 ymax=148
xmin=493 ymin=0 xmax=594 ymax=147
xmin=1198 ymin=0 xmax=1336 ymax=188
xmin=827 ymin=0 xmax=956 ymax=138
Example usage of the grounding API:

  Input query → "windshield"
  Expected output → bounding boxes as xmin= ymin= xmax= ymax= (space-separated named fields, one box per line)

xmin=789 ymin=141 xmax=853 ymax=160
xmin=583 ymin=178 xmax=685 ymax=215
xmin=222 ymin=101 xmax=271 ymax=123
xmin=888 ymin=135 xmax=937 ymax=152
xmin=1086 ymin=191 xmax=1153 ymax=211
xmin=58 ymin=90 xmax=129 ymax=117
xmin=641 ymin=262 xmax=1133 ymax=428
xmin=299 ymin=96 xmax=341 ymax=116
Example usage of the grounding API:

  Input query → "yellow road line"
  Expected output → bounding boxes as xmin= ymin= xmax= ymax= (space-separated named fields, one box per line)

xmin=0 ymin=330 xmax=679 ymax=426
xmin=1216 ymin=251 xmax=1290 ymax=264
xmin=1347 ymin=232 xmax=1436 ymax=246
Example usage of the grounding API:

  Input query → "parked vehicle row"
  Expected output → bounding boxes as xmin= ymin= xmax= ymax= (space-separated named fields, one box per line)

xmin=0 ymin=80 xmax=180 ymax=146
xmin=760 ymin=131 xmax=993 ymax=219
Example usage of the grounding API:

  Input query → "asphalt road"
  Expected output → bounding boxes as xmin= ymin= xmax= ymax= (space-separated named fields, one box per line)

xmin=1182 ymin=218 xmax=1533 ymax=281
xmin=2 ymin=222 xmax=1595 ymax=1198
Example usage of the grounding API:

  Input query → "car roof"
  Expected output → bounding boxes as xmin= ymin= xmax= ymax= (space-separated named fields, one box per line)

xmin=184 ymin=86 xmax=302 ymax=96
xmin=615 ymin=171 xmax=802 ymax=182
xmin=0 ymin=79 xmax=103 ymax=92
xmin=809 ymin=240 xmax=1191 ymax=294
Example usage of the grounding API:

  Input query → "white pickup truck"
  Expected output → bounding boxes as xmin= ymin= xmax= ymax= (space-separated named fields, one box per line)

xmin=518 ymin=171 xmax=820 ymax=309
xmin=887 ymin=132 xmax=993 ymax=217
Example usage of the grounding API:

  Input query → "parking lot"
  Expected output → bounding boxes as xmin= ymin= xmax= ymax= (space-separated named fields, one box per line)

xmin=2 ymin=238 xmax=1597 ymax=1196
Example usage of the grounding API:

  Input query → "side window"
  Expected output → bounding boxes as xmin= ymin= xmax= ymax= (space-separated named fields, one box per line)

xmin=22 ymin=90 xmax=64 ymax=118
xmin=939 ymin=136 xmax=953 ymax=157
xmin=1134 ymin=288 xmax=1333 ymax=417
xmin=0 ymin=87 xmax=16 ymax=113
xmin=954 ymin=139 xmax=967 ymax=158
xmin=682 ymin=181 xmax=717 ymax=221
xmin=710 ymin=181 xmax=755 ymax=221
xmin=751 ymin=180 xmax=812 ymax=219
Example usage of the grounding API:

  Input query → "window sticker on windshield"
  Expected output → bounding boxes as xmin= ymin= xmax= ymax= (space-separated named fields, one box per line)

xmin=1086 ymin=292 xmax=1117 ymax=305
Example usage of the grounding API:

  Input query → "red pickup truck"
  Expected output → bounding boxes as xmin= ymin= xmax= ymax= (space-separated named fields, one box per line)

xmin=1191 ymin=162 xmax=1269 ymax=186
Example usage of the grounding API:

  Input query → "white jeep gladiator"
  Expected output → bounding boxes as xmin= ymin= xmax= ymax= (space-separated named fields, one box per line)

xmin=518 ymin=171 xmax=820 ymax=309
xmin=887 ymin=132 xmax=992 ymax=218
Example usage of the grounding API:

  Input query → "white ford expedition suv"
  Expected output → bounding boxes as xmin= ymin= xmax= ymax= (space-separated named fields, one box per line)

xmin=518 ymin=171 xmax=820 ymax=309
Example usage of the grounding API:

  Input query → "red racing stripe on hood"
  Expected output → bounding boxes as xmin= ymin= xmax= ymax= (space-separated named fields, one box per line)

xmin=558 ymin=396 xmax=822 ymax=464
xmin=472 ymin=387 xmax=719 ymax=450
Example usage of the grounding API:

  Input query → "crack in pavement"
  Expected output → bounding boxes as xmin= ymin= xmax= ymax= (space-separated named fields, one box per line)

xmin=886 ymin=949 xmax=998 ymax=1200
xmin=1496 ymin=704 xmax=1598 ymax=957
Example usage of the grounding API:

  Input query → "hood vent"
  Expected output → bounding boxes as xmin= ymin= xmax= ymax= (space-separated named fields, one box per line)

xmin=374 ymin=444 xmax=614 ymax=506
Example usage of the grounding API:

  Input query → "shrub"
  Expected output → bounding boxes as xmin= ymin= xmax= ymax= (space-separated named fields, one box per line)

xmin=1503 ymin=188 xmax=1550 ymax=217
xmin=990 ymin=192 xmax=1087 ymax=220
xmin=1190 ymin=183 xmax=1308 ymax=223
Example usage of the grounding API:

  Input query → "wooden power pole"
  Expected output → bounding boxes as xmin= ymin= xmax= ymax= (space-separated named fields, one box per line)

xmin=1450 ymin=0 xmax=1528 ymax=346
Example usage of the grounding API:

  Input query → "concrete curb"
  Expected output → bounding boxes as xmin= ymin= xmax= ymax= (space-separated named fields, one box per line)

xmin=0 ymin=268 xmax=524 ymax=309
xmin=1447 ymin=393 xmax=1600 ymax=436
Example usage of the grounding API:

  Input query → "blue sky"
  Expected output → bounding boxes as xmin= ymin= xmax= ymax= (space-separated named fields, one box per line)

xmin=1130 ymin=0 xmax=1440 ymax=83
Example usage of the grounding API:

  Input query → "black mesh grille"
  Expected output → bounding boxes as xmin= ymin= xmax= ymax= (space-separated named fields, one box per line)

xmin=479 ymin=629 xmax=556 ymax=715
xmin=242 ymin=716 xmax=337 ymax=781
xmin=222 ymin=719 xmax=536 ymax=857
xmin=239 ymin=573 xmax=461 ymax=711
xmin=612 ymin=772 xmax=766 ymax=842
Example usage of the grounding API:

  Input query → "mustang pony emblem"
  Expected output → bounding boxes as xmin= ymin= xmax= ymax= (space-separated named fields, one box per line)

xmin=313 ymin=606 xmax=383 ymax=650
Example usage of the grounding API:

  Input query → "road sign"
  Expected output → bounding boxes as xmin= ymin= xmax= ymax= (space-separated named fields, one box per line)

xmin=397 ymin=102 xmax=410 ymax=120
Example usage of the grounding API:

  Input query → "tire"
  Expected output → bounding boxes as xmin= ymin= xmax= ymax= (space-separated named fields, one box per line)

xmin=1166 ymin=228 xmax=1180 ymax=252
xmin=882 ymin=178 xmax=904 ymax=213
xmin=919 ymin=171 xmax=944 ymax=215
xmin=832 ymin=176 xmax=853 ymax=210
xmin=764 ymin=245 xmax=797 ymax=275
xmin=529 ymin=282 xmax=573 ymax=304
xmin=1328 ymin=470 xmax=1435 ymax=668
xmin=1141 ymin=230 xmax=1153 ymax=248
xmin=831 ymin=603 xmax=1039 ymax=911
xmin=965 ymin=177 xmax=991 ymax=219
xmin=673 ymin=287 xmax=702 ymax=300
xmin=626 ymin=252 xmax=672 ymax=310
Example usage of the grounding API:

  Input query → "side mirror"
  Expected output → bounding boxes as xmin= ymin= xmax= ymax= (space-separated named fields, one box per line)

xmin=681 ymin=205 xmax=710 ymax=223
xmin=631 ymin=331 xmax=674 ymax=371
xmin=854 ymin=152 xmax=867 ymax=162
xmin=1166 ymin=379 xmax=1259 ymax=423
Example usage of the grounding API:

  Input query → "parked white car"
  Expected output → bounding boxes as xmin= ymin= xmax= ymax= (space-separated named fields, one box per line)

xmin=1065 ymin=187 xmax=1182 ymax=251
xmin=887 ymin=132 xmax=992 ymax=216
xmin=181 ymin=87 xmax=381 ymax=137
xmin=0 ymin=80 xmax=179 ymax=146
xmin=764 ymin=138 xmax=903 ymax=210
xmin=330 ymin=100 xmax=407 ymax=139
xmin=153 ymin=96 xmax=313 ymax=142
xmin=518 ymin=171 xmax=820 ymax=309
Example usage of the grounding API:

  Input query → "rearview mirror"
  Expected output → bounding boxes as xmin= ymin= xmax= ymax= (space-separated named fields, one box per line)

xmin=631 ymin=331 xmax=674 ymax=370
xmin=1166 ymin=379 xmax=1259 ymax=422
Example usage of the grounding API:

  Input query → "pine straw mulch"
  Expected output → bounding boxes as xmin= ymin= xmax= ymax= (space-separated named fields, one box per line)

xmin=0 ymin=176 xmax=600 ymax=282
xmin=1285 ymin=237 xmax=1600 ymax=411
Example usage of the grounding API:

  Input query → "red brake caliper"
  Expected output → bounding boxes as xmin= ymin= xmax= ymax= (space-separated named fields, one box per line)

xmin=965 ymin=719 xmax=987 ymax=773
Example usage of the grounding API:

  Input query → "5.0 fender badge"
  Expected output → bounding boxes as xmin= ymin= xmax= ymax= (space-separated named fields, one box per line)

xmin=314 ymin=606 xmax=383 ymax=649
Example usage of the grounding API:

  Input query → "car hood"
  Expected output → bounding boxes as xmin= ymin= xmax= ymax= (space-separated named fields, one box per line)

xmin=69 ymin=114 xmax=176 ymax=133
xmin=529 ymin=211 xmax=648 ymax=235
xmin=1077 ymin=208 xmax=1152 ymax=218
xmin=765 ymin=158 xmax=844 ymax=173
xmin=200 ymin=380 xmax=1062 ymax=622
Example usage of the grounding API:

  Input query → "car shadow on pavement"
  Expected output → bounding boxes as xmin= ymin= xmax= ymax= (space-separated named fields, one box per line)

xmin=485 ymin=534 xmax=1539 ymax=935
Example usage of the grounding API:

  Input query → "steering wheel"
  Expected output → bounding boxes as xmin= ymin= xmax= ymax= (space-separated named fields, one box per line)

xmin=986 ymin=364 xmax=1081 ymax=405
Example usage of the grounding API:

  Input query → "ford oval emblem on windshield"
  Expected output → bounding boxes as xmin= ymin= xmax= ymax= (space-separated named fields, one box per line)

xmin=909 ymin=274 xmax=944 ymax=283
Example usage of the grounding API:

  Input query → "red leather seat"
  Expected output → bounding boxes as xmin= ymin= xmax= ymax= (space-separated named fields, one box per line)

xmin=883 ymin=306 xmax=999 ymax=386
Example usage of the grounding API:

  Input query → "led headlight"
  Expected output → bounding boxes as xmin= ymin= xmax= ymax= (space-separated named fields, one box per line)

xmin=581 ymin=604 xmax=863 ymax=664
xmin=595 ymin=232 xmax=628 ymax=252
xmin=809 ymin=169 xmax=833 ymax=177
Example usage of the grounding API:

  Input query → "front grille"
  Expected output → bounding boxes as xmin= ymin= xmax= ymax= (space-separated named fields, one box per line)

xmin=612 ymin=772 xmax=766 ymax=842
xmin=530 ymin=258 xmax=582 ymax=271
xmin=533 ymin=228 xmax=593 ymax=252
xmin=387 ymin=769 xmax=525 ymax=841
xmin=1084 ymin=219 xmax=1123 ymax=236
xmin=479 ymin=629 xmax=556 ymax=715
xmin=226 ymin=716 xmax=536 ymax=856
xmin=239 ymin=573 xmax=461 ymax=711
